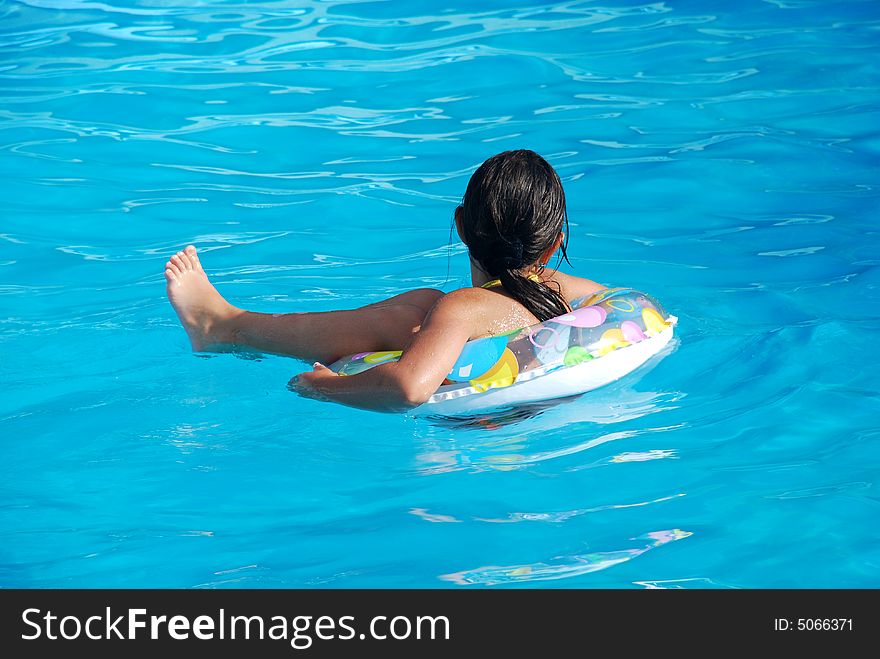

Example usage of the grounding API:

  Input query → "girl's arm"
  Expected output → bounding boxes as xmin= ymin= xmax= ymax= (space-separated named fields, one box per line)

xmin=289 ymin=290 xmax=478 ymax=412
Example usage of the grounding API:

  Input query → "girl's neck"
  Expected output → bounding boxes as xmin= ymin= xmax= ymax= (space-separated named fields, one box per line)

xmin=469 ymin=260 xmax=493 ymax=288
xmin=469 ymin=258 xmax=541 ymax=288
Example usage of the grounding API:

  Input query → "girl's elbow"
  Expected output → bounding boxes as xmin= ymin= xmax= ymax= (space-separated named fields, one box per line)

xmin=396 ymin=381 xmax=433 ymax=411
xmin=380 ymin=367 xmax=435 ymax=412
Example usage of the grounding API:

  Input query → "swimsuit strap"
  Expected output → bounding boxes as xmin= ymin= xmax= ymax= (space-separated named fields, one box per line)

xmin=480 ymin=274 xmax=541 ymax=289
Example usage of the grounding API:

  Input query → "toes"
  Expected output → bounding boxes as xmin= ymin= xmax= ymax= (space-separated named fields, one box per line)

xmin=171 ymin=253 xmax=188 ymax=272
xmin=180 ymin=249 xmax=196 ymax=271
xmin=185 ymin=245 xmax=202 ymax=270
xmin=164 ymin=268 xmax=178 ymax=284
xmin=178 ymin=251 xmax=192 ymax=270
xmin=166 ymin=260 xmax=182 ymax=277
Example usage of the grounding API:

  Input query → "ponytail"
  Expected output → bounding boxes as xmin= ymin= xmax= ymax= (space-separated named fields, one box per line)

xmin=478 ymin=237 xmax=570 ymax=322
xmin=497 ymin=268 xmax=570 ymax=322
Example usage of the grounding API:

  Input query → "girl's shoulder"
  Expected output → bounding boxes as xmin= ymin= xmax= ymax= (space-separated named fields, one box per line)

xmin=437 ymin=285 xmax=508 ymax=316
xmin=438 ymin=286 xmax=537 ymax=339
xmin=432 ymin=273 xmax=608 ymax=340
xmin=546 ymin=271 xmax=606 ymax=301
xmin=426 ymin=286 xmax=495 ymax=317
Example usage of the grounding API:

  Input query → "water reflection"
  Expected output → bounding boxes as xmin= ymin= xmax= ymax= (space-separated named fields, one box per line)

xmin=410 ymin=493 xmax=684 ymax=525
xmin=412 ymin=383 xmax=685 ymax=474
xmin=441 ymin=529 xmax=692 ymax=585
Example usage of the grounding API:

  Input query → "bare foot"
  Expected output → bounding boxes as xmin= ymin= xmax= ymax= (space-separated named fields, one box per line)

xmin=165 ymin=245 xmax=239 ymax=351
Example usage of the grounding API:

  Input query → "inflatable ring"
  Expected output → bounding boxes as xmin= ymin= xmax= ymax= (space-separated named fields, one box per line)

xmin=329 ymin=288 xmax=677 ymax=416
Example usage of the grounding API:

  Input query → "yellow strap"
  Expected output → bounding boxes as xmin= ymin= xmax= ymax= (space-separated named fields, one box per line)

xmin=481 ymin=274 xmax=541 ymax=289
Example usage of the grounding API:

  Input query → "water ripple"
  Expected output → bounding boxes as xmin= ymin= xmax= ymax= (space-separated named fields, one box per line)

xmin=441 ymin=529 xmax=692 ymax=586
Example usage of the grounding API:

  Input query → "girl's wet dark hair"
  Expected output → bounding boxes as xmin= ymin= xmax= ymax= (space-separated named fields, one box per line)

xmin=458 ymin=149 xmax=571 ymax=322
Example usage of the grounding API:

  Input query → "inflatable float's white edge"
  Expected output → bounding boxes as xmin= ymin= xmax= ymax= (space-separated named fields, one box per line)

xmin=411 ymin=324 xmax=675 ymax=417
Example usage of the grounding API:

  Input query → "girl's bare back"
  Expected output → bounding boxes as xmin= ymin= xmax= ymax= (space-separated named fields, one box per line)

xmin=462 ymin=271 xmax=606 ymax=340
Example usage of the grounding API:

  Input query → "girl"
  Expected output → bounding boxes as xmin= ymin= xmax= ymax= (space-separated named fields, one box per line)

xmin=165 ymin=149 xmax=605 ymax=411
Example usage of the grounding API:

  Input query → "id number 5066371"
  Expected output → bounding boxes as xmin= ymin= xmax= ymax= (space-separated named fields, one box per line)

xmin=773 ymin=619 xmax=853 ymax=631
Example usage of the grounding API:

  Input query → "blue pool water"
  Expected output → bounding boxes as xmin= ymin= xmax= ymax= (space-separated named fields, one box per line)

xmin=2 ymin=0 xmax=879 ymax=588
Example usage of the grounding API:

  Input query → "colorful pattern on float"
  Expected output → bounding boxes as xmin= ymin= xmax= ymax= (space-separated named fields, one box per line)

xmin=330 ymin=288 xmax=674 ymax=399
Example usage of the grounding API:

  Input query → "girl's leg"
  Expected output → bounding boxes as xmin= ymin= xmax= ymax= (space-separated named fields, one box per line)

xmin=164 ymin=246 xmax=444 ymax=364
